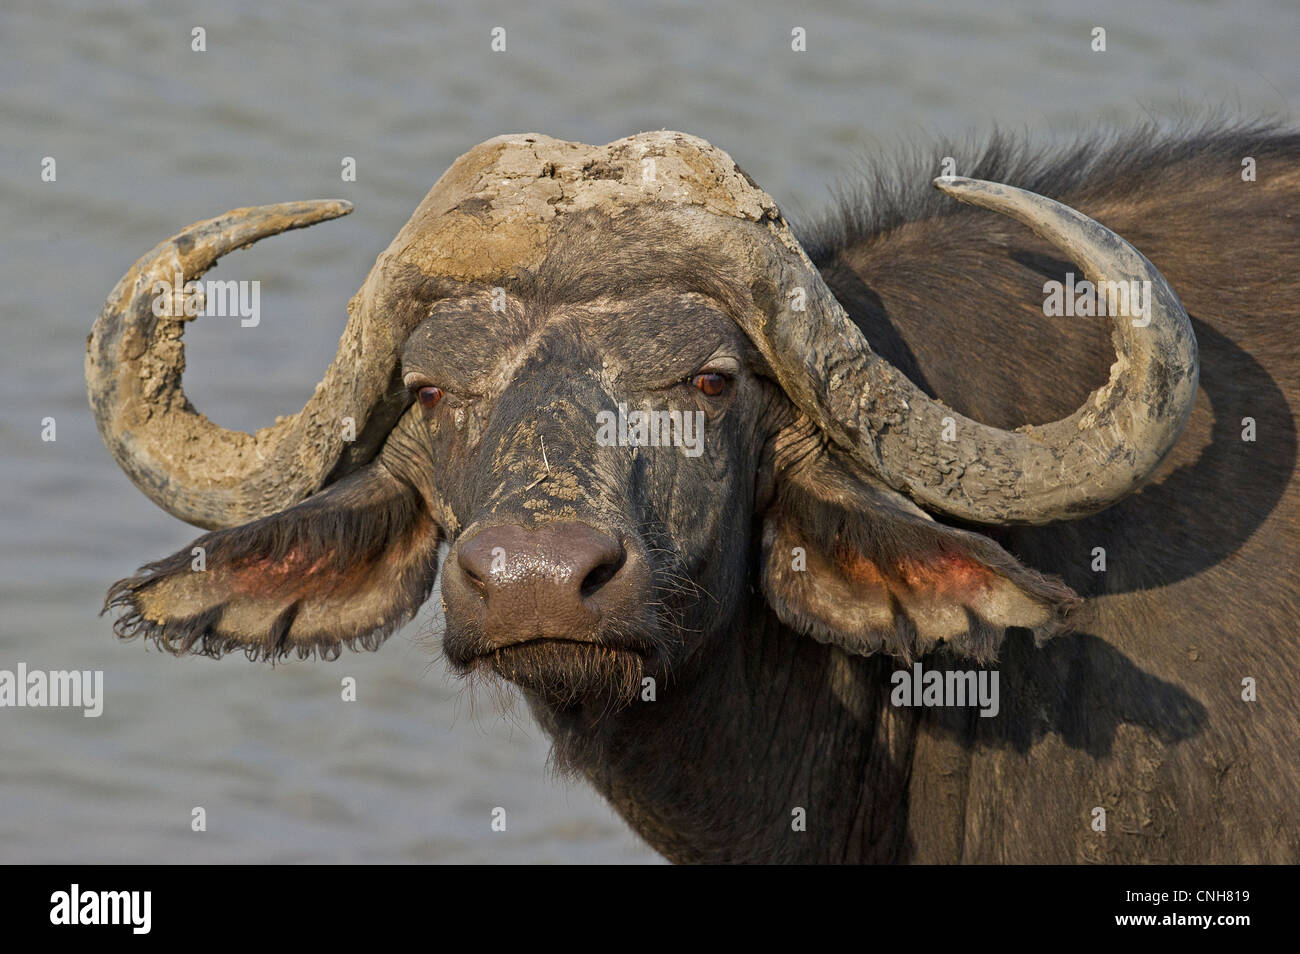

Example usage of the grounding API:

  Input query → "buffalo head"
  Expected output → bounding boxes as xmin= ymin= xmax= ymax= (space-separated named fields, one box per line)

xmin=89 ymin=132 xmax=1198 ymax=714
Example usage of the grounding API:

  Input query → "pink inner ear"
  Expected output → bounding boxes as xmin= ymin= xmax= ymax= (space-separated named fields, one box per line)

xmin=214 ymin=512 xmax=437 ymax=604
xmin=900 ymin=551 xmax=997 ymax=595
xmin=227 ymin=546 xmax=351 ymax=600
xmin=840 ymin=548 xmax=996 ymax=601
xmin=840 ymin=552 xmax=887 ymax=587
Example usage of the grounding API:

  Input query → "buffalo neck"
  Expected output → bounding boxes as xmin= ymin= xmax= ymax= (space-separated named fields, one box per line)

xmin=530 ymin=592 xmax=923 ymax=863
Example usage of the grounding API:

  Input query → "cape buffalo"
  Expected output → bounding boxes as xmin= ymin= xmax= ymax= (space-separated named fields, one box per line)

xmin=88 ymin=124 xmax=1300 ymax=863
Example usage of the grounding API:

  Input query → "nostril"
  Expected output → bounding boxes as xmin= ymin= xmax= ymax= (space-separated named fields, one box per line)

xmin=456 ymin=541 xmax=494 ymax=598
xmin=456 ymin=524 xmax=627 ymax=614
xmin=580 ymin=550 xmax=626 ymax=599
xmin=462 ymin=565 xmax=487 ymax=594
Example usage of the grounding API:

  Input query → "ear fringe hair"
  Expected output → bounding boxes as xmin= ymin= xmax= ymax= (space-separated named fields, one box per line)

xmin=102 ymin=468 xmax=441 ymax=663
xmin=768 ymin=457 xmax=1082 ymax=663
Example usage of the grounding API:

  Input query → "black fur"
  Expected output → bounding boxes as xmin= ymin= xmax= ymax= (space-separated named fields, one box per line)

xmin=796 ymin=116 xmax=1300 ymax=265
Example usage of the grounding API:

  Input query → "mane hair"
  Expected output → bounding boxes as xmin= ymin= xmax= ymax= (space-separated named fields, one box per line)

xmin=795 ymin=115 xmax=1300 ymax=266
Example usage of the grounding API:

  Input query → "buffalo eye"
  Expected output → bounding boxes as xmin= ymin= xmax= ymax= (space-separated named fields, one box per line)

xmin=415 ymin=385 xmax=444 ymax=409
xmin=691 ymin=372 xmax=729 ymax=397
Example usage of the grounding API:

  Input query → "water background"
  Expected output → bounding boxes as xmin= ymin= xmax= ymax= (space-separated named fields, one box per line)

xmin=1 ymin=0 xmax=1297 ymax=863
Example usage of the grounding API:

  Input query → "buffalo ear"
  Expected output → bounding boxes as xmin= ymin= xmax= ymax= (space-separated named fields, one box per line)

xmin=105 ymin=461 xmax=442 ymax=661
xmin=760 ymin=442 xmax=1079 ymax=662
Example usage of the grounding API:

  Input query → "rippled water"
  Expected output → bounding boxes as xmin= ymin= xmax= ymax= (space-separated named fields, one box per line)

xmin=1 ymin=0 xmax=1296 ymax=863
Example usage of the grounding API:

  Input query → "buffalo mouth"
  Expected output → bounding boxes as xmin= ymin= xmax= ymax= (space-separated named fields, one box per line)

xmin=451 ymin=635 xmax=655 ymax=708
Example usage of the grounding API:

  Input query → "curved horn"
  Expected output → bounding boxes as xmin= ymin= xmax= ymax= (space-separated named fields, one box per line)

xmin=754 ymin=177 xmax=1198 ymax=525
xmin=86 ymin=200 xmax=409 ymax=530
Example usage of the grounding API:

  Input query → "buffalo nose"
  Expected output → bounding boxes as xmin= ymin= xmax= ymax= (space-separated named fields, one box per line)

xmin=454 ymin=522 xmax=628 ymax=639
